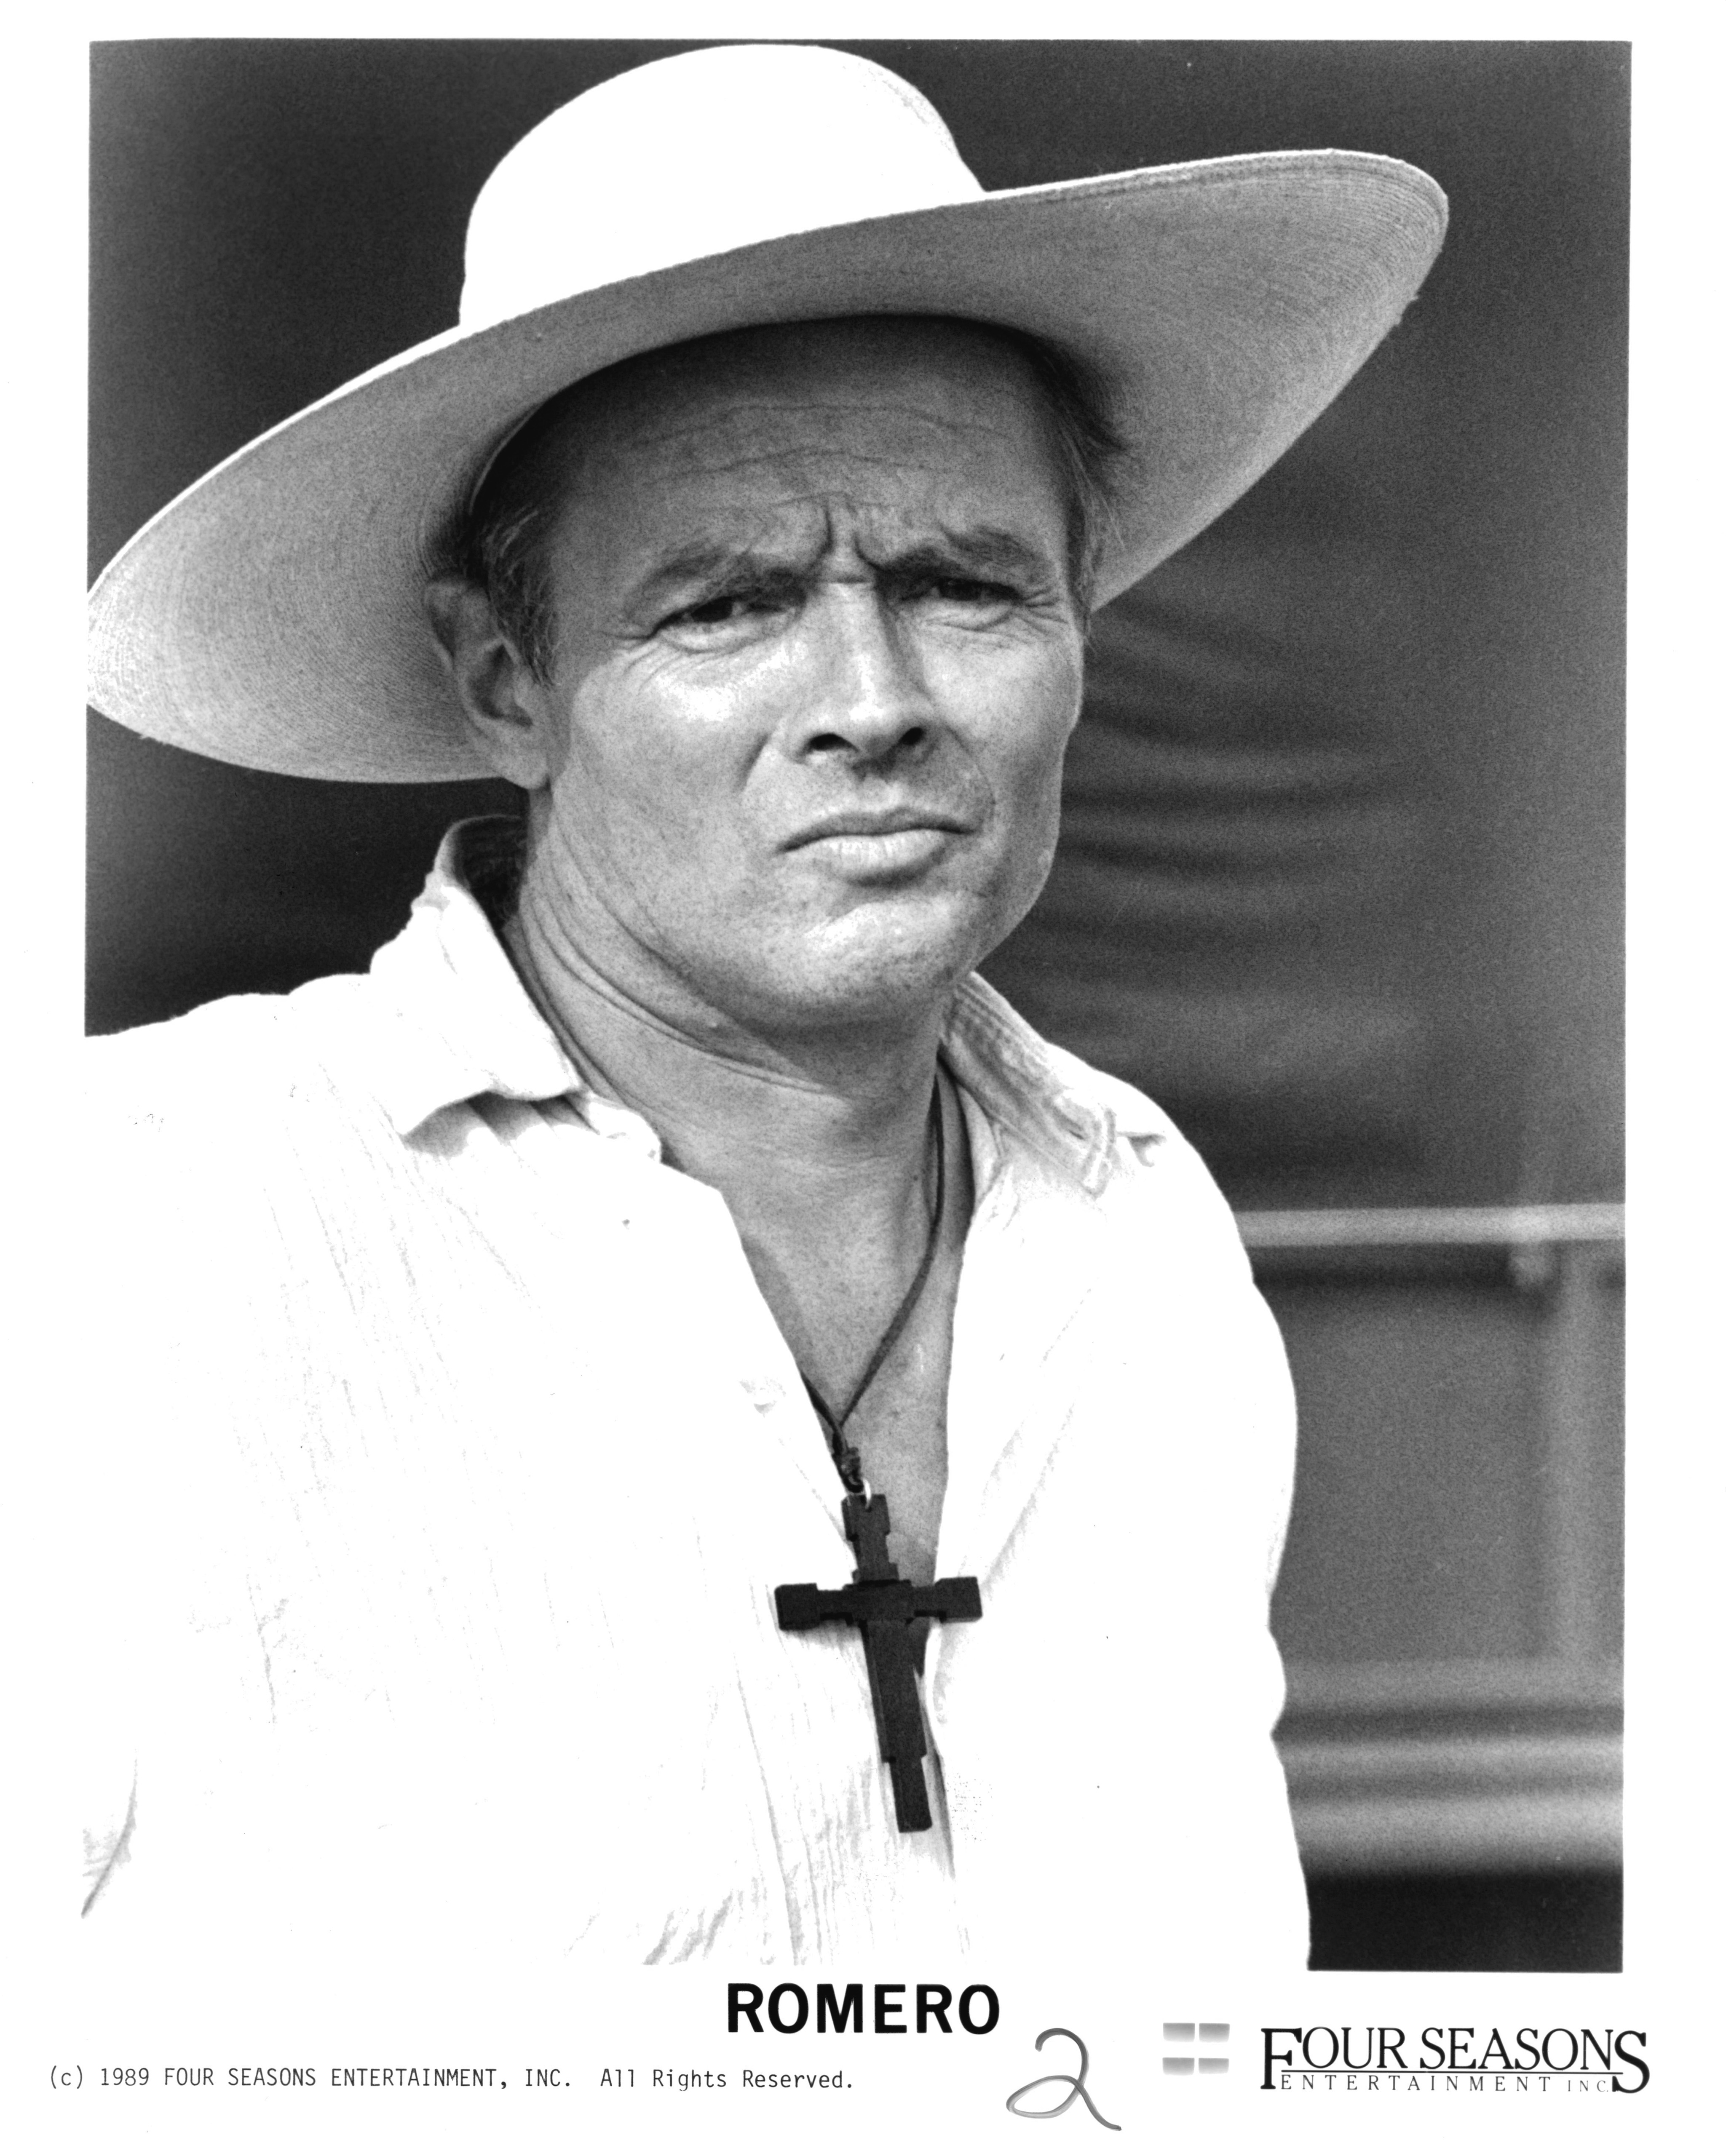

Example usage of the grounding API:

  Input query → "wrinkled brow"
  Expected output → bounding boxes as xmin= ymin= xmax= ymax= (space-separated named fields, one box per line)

xmin=872 ymin=528 xmax=1061 ymax=587
xmin=626 ymin=522 xmax=1064 ymax=612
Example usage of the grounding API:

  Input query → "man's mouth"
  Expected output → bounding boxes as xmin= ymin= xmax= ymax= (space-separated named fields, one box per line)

xmin=784 ymin=805 xmax=974 ymax=850
xmin=782 ymin=805 xmax=977 ymax=882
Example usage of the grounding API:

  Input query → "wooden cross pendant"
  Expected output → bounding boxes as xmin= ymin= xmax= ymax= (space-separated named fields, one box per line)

xmin=775 ymin=1492 xmax=982 ymax=1833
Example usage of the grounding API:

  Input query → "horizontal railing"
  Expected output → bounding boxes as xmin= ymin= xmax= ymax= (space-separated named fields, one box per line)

xmin=1236 ymin=1202 xmax=1624 ymax=1249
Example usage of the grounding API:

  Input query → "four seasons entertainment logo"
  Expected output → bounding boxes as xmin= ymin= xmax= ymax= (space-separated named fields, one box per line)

xmin=1261 ymin=2025 xmax=1650 ymax=2095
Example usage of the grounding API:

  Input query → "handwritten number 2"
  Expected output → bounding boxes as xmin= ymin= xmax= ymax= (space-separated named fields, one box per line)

xmin=1005 ymin=2027 xmax=1121 ymax=2129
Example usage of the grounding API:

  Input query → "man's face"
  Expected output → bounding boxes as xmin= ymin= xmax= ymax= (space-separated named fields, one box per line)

xmin=512 ymin=317 xmax=1086 ymax=1039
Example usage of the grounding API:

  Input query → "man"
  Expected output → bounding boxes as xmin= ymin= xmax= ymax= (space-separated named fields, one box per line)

xmin=75 ymin=45 xmax=1444 ymax=1973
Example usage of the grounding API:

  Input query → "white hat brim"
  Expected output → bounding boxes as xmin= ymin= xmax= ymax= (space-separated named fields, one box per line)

xmin=88 ymin=150 xmax=1445 ymax=783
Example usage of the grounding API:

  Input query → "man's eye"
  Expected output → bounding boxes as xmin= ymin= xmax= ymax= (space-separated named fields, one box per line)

xmin=913 ymin=575 xmax=1017 ymax=609
xmin=657 ymin=589 xmax=798 ymax=638
xmin=669 ymin=594 xmax=752 ymax=627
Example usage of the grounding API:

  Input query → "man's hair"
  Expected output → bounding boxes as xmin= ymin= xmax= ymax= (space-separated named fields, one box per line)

xmin=438 ymin=318 xmax=1128 ymax=684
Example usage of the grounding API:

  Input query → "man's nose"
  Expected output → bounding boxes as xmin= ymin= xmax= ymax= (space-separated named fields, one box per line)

xmin=793 ymin=585 xmax=937 ymax=766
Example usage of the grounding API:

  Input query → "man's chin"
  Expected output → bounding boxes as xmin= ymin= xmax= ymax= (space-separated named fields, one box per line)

xmin=722 ymin=909 xmax=993 ymax=1041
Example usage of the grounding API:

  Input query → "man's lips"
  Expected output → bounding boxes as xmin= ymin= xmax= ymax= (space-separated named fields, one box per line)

xmin=783 ymin=805 xmax=975 ymax=850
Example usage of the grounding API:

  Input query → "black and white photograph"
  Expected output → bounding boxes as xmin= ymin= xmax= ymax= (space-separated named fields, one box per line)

xmin=18 ymin=19 xmax=1705 ymax=2152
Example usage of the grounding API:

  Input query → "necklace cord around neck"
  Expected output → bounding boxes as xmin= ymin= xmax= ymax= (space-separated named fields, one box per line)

xmin=801 ymin=1082 xmax=947 ymax=1498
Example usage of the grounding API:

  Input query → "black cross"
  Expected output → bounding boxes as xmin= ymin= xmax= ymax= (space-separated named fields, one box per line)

xmin=775 ymin=1493 xmax=982 ymax=1832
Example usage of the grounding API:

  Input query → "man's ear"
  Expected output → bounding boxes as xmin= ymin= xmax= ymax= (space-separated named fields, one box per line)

xmin=422 ymin=575 xmax=555 ymax=789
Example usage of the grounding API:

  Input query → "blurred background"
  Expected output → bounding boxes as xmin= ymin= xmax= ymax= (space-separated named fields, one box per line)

xmin=88 ymin=39 xmax=1626 ymax=1969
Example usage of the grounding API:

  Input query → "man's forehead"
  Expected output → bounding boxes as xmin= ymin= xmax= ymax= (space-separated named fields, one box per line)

xmin=598 ymin=393 xmax=1030 ymax=479
xmin=543 ymin=316 xmax=1059 ymax=497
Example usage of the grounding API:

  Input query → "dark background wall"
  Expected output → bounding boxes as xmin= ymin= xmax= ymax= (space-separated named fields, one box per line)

xmin=87 ymin=39 xmax=1627 ymax=1969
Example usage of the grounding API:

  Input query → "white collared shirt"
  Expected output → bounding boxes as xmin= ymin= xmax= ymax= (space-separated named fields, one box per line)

xmin=70 ymin=826 xmax=1307 ymax=1975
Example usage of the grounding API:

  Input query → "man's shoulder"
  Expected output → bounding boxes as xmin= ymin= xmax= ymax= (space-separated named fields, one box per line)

xmin=85 ymin=970 xmax=383 ymax=1134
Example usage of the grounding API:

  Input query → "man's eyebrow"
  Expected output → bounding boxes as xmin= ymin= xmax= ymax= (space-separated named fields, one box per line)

xmin=622 ymin=523 xmax=1062 ymax=614
xmin=874 ymin=526 xmax=1061 ymax=584
xmin=623 ymin=541 xmax=807 ymax=611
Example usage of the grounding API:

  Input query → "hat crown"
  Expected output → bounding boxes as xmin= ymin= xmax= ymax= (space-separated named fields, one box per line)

xmin=459 ymin=45 xmax=985 ymax=331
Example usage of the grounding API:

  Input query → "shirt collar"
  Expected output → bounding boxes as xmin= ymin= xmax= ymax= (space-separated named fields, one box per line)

xmin=364 ymin=820 xmax=1159 ymax=1194
xmin=942 ymin=973 xmax=1152 ymax=1197
xmin=362 ymin=822 xmax=589 ymax=1136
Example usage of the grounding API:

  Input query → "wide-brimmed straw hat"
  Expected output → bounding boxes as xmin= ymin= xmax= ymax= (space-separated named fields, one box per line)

xmin=86 ymin=43 xmax=1446 ymax=783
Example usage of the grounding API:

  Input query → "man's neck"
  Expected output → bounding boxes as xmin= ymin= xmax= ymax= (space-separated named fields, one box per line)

xmin=501 ymin=884 xmax=960 ymax=1370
